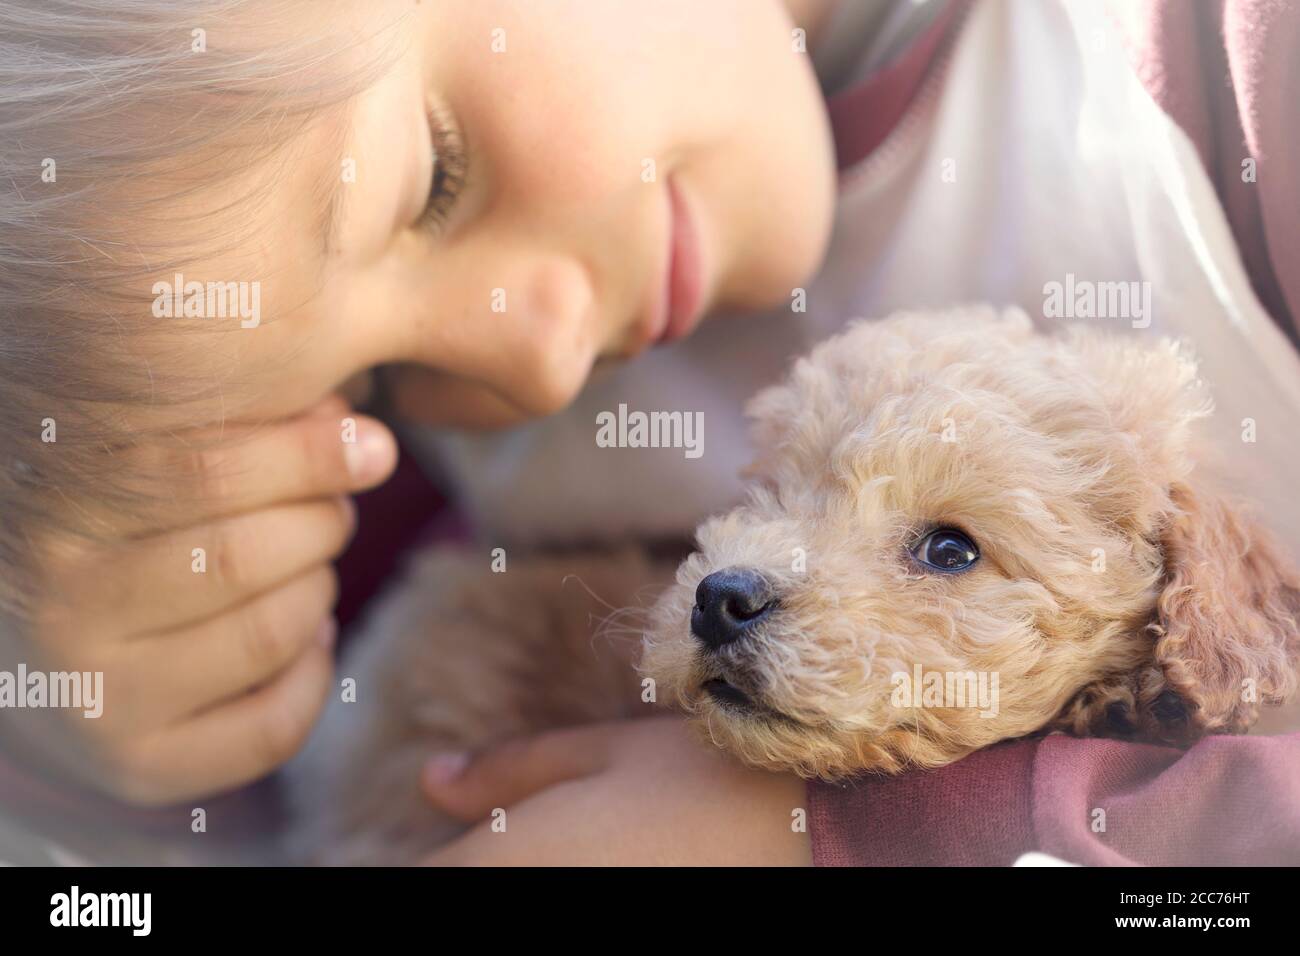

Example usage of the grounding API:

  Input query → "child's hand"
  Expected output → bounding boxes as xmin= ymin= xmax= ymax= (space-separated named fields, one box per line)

xmin=13 ymin=396 xmax=397 ymax=805
xmin=418 ymin=718 xmax=812 ymax=865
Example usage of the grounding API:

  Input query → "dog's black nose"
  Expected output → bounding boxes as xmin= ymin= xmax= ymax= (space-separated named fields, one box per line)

xmin=691 ymin=568 xmax=777 ymax=650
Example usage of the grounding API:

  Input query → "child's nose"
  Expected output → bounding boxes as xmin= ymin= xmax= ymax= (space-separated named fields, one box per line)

xmin=690 ymin=568 xmax=778 ymax=650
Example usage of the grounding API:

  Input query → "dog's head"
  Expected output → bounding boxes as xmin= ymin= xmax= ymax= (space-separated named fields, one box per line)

xmin=641 ymin=308 xmax=1300 ymax=777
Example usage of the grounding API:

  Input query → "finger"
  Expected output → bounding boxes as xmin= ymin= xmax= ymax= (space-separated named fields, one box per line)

xmin=384 ymin=365 xmax=534 ymax=430
xmin=48 ymin=498 xmax=354 ymax=638
xmin=420 ymin=724 xmax=616 ymax=823
xmin=122 ymin=407 xmax=397 ymax=533
xmin=126 ymin=641 xmax=335 ymax=805
xmin=122 ymin=565 xmax=338 ymax=725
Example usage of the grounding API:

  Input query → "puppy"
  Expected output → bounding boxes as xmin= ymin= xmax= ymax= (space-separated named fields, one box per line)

xmin=289 ymin=308 xmax=1300 ymax=863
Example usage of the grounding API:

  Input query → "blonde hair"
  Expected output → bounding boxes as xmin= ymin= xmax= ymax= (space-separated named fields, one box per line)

xmin=0 ymin=0 xmax=394 ymax=615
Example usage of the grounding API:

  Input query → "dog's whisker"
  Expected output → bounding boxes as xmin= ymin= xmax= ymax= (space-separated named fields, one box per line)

xmin=588 ymin=603 xmax=656 ymax=659
xmin=560 ymin=573 xmax=623 ymax=614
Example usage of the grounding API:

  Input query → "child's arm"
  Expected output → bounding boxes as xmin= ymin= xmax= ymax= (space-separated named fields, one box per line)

xmin=417 ymin=718 xmax=811 ymax=865
xmin=3 ymin=395 xmax=397 ymax=805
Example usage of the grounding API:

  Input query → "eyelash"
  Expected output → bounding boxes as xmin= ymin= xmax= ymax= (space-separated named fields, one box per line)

xmin=418 ymin=108 xmax=467 ymax=234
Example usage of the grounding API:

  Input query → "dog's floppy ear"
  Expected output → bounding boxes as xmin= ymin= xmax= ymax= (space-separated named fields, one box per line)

xmin=1136 ymin=481 xmax=1300 ymax=742
xmin=1055 ymin=329 xmax=1299 ymax=742
xmin=1069 ymin=481 xmax=1300 ymax=744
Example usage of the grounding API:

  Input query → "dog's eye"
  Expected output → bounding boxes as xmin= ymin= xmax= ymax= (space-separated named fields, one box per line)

xmin=912 ymin=528 xmax=980 ymax=572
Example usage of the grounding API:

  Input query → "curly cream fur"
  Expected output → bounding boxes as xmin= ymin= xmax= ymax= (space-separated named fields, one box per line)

xmin=642 ymin=308 xmax=1300 ymax=777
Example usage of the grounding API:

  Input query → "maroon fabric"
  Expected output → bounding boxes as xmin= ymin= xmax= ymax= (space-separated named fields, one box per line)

xmin=1109 ymin=0 xmax=1300 ymax=345
xmin=826 ymin=0 xmax=967 ymax=172
xmin=810 ymin=732 xmax=1300 ymax=866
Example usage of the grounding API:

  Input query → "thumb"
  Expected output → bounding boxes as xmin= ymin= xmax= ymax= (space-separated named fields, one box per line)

xmin=420 ymin=724 xmax=616 ymax=823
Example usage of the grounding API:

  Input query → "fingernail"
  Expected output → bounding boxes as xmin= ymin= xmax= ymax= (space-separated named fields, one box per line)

xmin=317 ymin=618 xmax=338 ymax=650
xmin=344 ymin=420 xmax=395 ymax=484
xmin=424 ymin=752 xmax=469 ymax=787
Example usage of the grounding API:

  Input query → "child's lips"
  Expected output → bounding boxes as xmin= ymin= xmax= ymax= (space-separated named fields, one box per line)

xmin=642 ymin=174 xmax=705 ymax=348
xmin=662 ymin=176 xmax=705 ymax=342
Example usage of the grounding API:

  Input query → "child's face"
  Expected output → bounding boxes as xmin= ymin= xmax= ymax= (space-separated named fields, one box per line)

xmin=146 ymin=0 xmax=835 ymax=430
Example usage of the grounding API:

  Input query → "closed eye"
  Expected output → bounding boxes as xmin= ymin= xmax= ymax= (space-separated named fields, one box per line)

xmin=418 ymin=106 xmax=467 ymax=234
xmin=910 ymin=527 xmax=980 ymax=573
